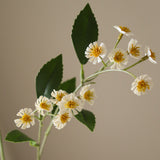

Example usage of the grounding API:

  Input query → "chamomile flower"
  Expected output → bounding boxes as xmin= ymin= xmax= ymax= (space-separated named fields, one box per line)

xmin=108 ymin=48 xmax=128 ymax=69
xmin=80 ymin=85 xmax=96 ymax=105
xmin=51 ymin=89 xmax=67 ymax=104
xmin=145 ymin=47 xmax=157 ymax=64
xmin=131 ymin=74 xmax=153 ymax=96
xmin=85 ymin=42 xmax=107 ymax=64
xmin=52 ymin=110 xmax=72 ymax=129
xmin=128 ymin=39 xmax=141 ymax=58
xmin=14 ymin=108 xmax=35 ymax=129
xmin=35 ymin=96 xmax=53 ymax=116
xmin=59 ymin=93 xmax=83 ymax=115
xmin=114 ymin=25 xmax=133 ymax=36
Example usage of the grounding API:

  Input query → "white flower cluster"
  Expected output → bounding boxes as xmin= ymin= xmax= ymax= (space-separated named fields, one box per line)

xmin=51 ymin=85 xmax=95 ymax=129
xmin=14 ymin=85 xmax=96 ymax=130
xmin=14 ymin=25 xmax=157 ymax=130
xmin=85 ymin=25 xmax=158 ymax=96
xmin=85 ymin=26 xmax=157 ymax=67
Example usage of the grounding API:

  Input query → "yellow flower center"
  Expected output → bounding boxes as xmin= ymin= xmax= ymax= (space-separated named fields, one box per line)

xmin=119 ymin=26 xmax=131 ymax=33
xmin=60 ymin=113 xmax=70 ymax=124
xmin=137 ymin=80 xmax=150 ymax=92
xmin=56 ymin=93 xmax=65 ymax=102
xmin=114 ymin=51 xmax=125 ymax=63
xmin=90 ymin=44 xmax=102 ymax=57
xmin=40 ymin=102 xmax=51 ymax=111
xmin=130 ymin=45 xmax=140 ymax=57
xmin=20 ymin=113 xmax=32 ymax=123
xmin=150 ymin=49 xmax=156 ymax=60
xmin=65 ymin=100 xmax=78 ymax=109
xmin=84 ymin=90 xmax=94 ymax=101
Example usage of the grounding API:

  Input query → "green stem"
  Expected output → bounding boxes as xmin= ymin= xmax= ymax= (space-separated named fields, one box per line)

xmin=74 ymin=69 xmax=136 ymax=93
xmin=85 ymin=69 xmax=136 ymax=82
xmin=99 ymin=56 xmax=107 ymax=67
xmin=80 ymin=64 xmax=85 ymax=85
xmin=74 ymin=83 xmax=82 ymax=93
xmin=39 ymin=107 xmax=59 ymax=157
xmin=114 ymin=33 xmax=123 ymax=49
xmin=99 ymin=60 xmax=110 ymax=71
xmin=40 ymin=120 xmax=53 ymax=156
xmin=0 ymin=131 xmax=5 ymax=160
xmin=37 ymin=119 xmax=43 ymax=160
xmin=85 ymin=62 xmax=114 ymax=83
xmin=124 ymin=55 xmax=148 ymax=71
xmin=74 ymin=54 xmax=147 ymax=93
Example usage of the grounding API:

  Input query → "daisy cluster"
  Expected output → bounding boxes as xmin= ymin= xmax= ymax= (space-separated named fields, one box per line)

xmin=85 ymin=25 xmax=158 ymax=96
xmin=14 ymin=25 xmax=158 ymax=131
xmin=14 ymin=85 xmax=95 ymax=130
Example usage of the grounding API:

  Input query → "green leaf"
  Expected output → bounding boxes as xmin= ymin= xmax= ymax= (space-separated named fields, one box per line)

xmin=29 ymin=141 xmax=39 ymax=147
xmin=59 ymin=77 xmax=76 ymax=93
xmin=75 ymin=109 xmax=96 ymax=132
xmin=71 ymin=3 xmax=98 ymax=64
xmin=36 ymin=54 xmax=63 ymax=98
xmin=5 ymin=130 xmax=37 ymax=146
xmin=51 ymin=104 xmax=59 ymax=115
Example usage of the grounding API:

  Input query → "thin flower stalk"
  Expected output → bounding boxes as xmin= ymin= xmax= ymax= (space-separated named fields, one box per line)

xmin=37 ymin=119 xmax=43 ymax=160
xmin=84 ymin=55 xmax=148 ymax=86
xmin=123 ymin=55 xmax=148 ymax=71
xmin=114 ymin=33 xmax=123 ymax=49
xmin=40 ymin=119 xmax=53 ymax=157
xmin=74 ymin=59 xmax=141 ymax=94
xmin=74 ymin=68 xmax=137 ymax=94
xmin=39 ymin=107 xmax=59 ymax=157
xmin=85 ymin=69 xmax=137 ymax=81
xmin=99 ymin=56 xmax=107 ymax=67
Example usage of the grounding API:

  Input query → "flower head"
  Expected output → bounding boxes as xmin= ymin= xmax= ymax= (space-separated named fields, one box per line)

xmin=108 ymin=48 xmax=128 ymax=69
xmin=114 ymin=25 xmax=133 ymax=36
xmin=131 ymin=74 xmax=153 ymax=96
xmin=14 ymin=108 xmax=35 ymax=129
xmin=128 ymin=39 xmax=141 ymax=58
xmin=52 ymin=110 xmax=72 ymax=129
xmin=80 ymin=85 xmax=96 ymax=105
xmin=59 ymin=93 xmax=83 ymax=115
xmin=145 ymin=47 xmax=157 ymax=64
xmin=35 ymin=96 xmax=53 ymax=116
xmin=85 ymin=42 xmax=107 ymax=64
xmin=51 ymin=89 xmax=67 ymax=104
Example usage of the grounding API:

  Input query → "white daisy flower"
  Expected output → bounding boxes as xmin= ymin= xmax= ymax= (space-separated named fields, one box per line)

xmin=35 ymin=96 xmax=53 ymax=116
xmin=128 ymin=39 xmax=141 ymax=58
xmin=131 ymin=74 xmax=153 ymax=96
xmin=80 ymin=85 xmax=96 ymax=105
xmin=14 ymin=108 xmax=35 ymax=129
xmin=114 ymin=25 xmax=133 ymax=36
xmin=52 ymin=110 xmax=72 ymax=130
xmin=85 ymin=42 xmax=107 ymax=64
xmin=59 ymin=93 xmax=83 ymax=115
xmin=145 ymin=47 xmax=157 ymax=64
xmin=108 ymin=48 xmax=128 ymax=69
xmin=51 ymin=89 xmax=67 ymax=104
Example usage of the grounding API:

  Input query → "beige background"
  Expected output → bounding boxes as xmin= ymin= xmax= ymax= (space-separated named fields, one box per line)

xmin=0 ymin=0 xmax=160 ymax=160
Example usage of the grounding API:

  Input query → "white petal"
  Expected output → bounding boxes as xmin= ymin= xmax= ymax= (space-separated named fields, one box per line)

xmin=14 ymin=119 xmax=22 ymax=127
xmin=21 ymin=123 xmax=27 ymax=129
